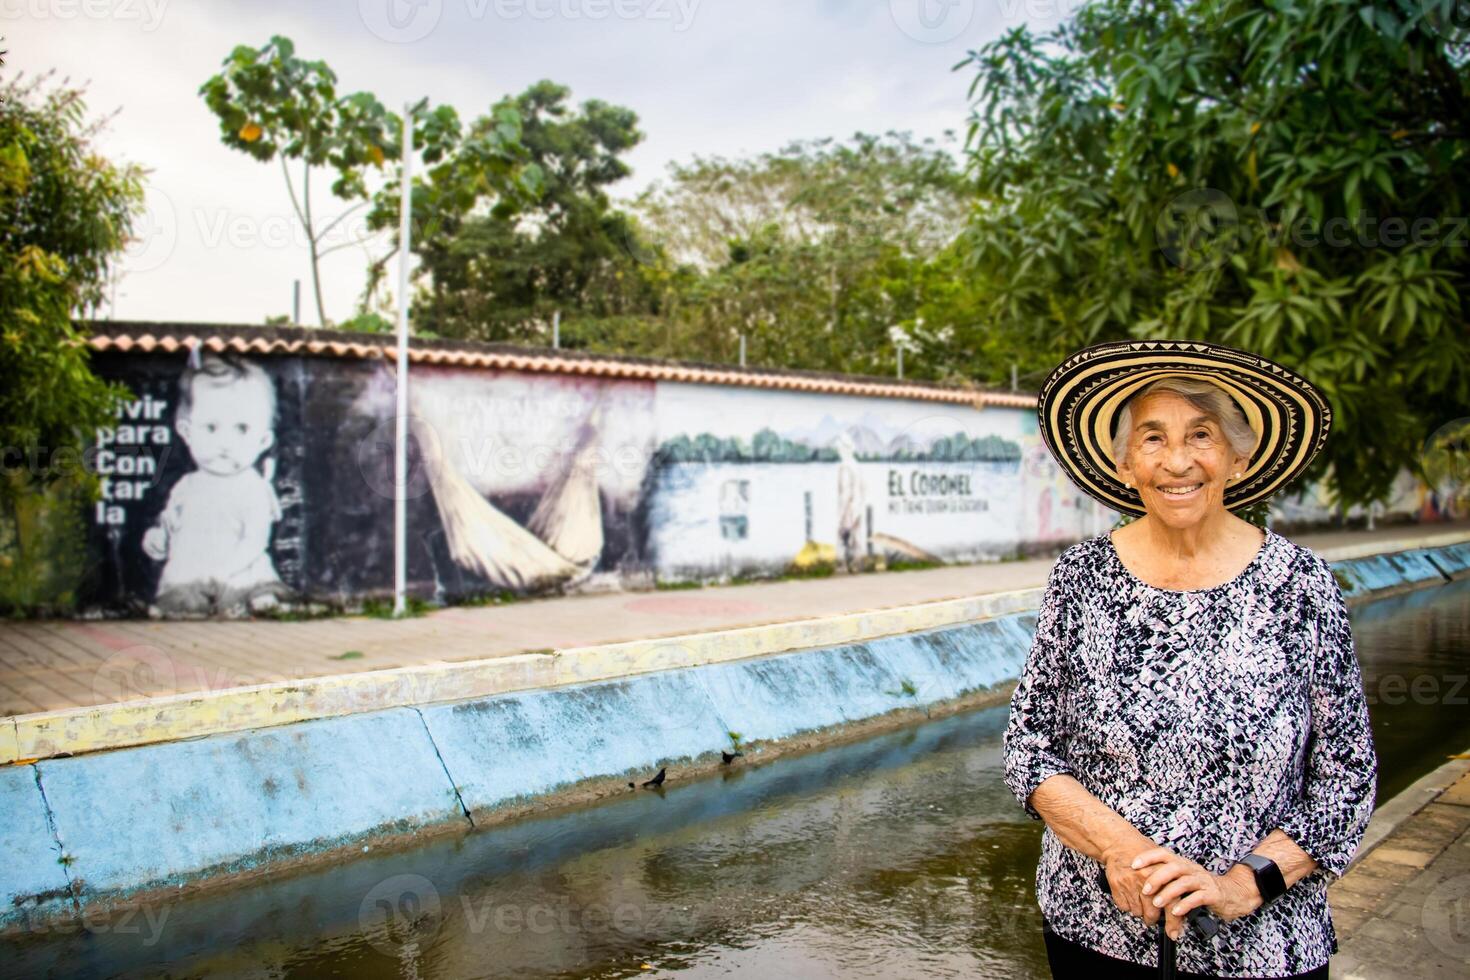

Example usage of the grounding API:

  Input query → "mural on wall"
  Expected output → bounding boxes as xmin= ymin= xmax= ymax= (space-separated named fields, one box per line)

xmin=643 ymin=385 xmax=1107 ymax=582
xmin=142 ymin=355 xmax=288 ymax=614
xmin=84 ymin=339 xmax=1458 ymax=618
xmin=87 ymin=350 xmax=309 ymax=616
xmin=379 ymin=367 xmax=656 ymax=596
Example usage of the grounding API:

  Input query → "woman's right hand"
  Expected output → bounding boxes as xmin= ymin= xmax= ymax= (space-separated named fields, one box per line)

xmin=1099 ymin=834 xmax=1170 ymax=926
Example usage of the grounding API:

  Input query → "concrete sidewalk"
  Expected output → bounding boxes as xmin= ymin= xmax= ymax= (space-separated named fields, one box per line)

xmin=3 ymin=520 xmax=1468 ymax=719
xmin=1330 ymin=758 xmax=1470 ymax=977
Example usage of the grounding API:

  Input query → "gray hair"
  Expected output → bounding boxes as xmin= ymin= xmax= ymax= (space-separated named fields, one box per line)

xmin=1111 ymin=376 xmax=1258 ymax=468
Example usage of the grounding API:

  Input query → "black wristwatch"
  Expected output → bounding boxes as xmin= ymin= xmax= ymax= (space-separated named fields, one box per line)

xmin=1236 ymin=853 xmax=1287 ymax=907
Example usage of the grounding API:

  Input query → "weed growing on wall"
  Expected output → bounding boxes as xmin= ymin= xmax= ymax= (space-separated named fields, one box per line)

xmin=0 ymin=470 xmax=93 ymax=616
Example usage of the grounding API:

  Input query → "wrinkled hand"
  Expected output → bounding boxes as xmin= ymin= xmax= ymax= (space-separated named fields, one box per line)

xmin=1131 ymin=847 xmax=1262 ymax=939
xmin=1100 ymin=837 xmax=1172 ymax=926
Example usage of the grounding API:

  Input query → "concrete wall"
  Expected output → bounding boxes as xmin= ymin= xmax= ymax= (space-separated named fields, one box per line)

xmin=83 ymin=346 xmax=1466 ymax=618
xmin=5 ymin=539 xmax=1465 ymax=930
xmin=82 ymin=349 xmax=1113 ymax=617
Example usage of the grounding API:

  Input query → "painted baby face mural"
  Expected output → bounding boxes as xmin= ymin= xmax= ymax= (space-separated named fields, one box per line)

xmin=140 ymin=355 xmax=288 ymax=616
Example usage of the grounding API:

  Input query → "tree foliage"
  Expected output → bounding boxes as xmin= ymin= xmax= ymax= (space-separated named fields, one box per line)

xmin=413 ymin=80 xmax=651 ymax=343
xmin=0 ymin=74 xmax=141 ymax=478
xmin=0 ymin=74 xmax=143 ymax=610
xmin=628 ymin=131 xmax=983 ymax=375
xmin=200 ymin=36 xmax=396 ymax=327
xmin=957 ymin=0 xmax=1470 ymax=510
xmin=200 ymin=36 xmax=539 ymax=327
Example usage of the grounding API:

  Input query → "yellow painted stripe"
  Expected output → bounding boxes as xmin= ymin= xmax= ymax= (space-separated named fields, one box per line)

xmin=550 ymin=588 xmax=1042 ymax=687
xmin=9 ymin=654 xmax=556 ymax=763
xmin=2 ymin=588 xmax=1042 ymax=765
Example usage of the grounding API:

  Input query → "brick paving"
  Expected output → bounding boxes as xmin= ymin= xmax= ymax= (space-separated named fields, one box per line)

xmin=1 ymin=520 xmax=1465 ymax=717
xmin=1331 ymin=772 xmax=1470 ymax=977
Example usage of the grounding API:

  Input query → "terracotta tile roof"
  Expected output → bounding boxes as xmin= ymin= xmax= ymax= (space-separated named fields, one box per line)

xmin=83 ymin=321 xmax=1039 ymax=409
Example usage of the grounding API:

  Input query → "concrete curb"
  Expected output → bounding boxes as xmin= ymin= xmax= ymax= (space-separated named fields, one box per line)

xmin=7 ymin=653 xmax=556 ymax=765
xmin=1 ymin=587 xmax=1043 ymax=766
xmin=1350 ymin=750 xmax=1470 ymax=864
xmin=0 ymin=612 xmax=1034 ymax=927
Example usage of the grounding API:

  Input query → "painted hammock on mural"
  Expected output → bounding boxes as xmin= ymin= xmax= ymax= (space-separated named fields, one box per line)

xmin=412 ymin=395 xmax=604 ymax=592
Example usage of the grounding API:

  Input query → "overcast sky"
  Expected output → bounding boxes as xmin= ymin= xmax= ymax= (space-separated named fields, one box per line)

xmin=7 ymin=0 xmax=1077 ymax=325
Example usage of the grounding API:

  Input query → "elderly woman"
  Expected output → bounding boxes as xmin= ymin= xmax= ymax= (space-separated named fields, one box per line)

xmin=1005 ymin=340 xmax=1377 ymax=979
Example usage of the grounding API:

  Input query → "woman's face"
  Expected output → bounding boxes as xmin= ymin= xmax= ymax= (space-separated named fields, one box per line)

xmin=1114 ymin=391 xmax=1249 ymax=529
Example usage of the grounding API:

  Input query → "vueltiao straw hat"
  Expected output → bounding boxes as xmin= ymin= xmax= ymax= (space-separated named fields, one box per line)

xmin=1037 ymin=339 xmax=1333 ymax=517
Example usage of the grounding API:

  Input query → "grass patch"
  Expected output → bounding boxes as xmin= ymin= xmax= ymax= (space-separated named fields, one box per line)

xmin=328 ymin=650 xmax=364 ymax=661
xmin=258 ymin=603 xmax=338 ymax=622
xmin=358 ymin=596 xmax=434 ymax=619
xmin=452 ymin=588 xmax=525 ymax=607
xmin=654 ymin=579 xmax=704 ymax=591
xmin=883 ymin=559 xmax=943 ymax=573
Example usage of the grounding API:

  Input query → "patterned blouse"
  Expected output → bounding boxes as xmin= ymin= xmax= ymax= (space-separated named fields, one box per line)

xmin=1003 ymin=526 xmax=1377 ymax=977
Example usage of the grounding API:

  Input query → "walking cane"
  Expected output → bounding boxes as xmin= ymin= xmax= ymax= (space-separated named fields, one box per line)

xmin=1096 ymin=866 xmax=1220 ymax=979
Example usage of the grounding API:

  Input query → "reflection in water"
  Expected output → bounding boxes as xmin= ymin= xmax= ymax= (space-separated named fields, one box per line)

xmin=1348 ymin=577 xmax=1470 ymax=803
xmin=5 ymin=579 xmax=1468 ymax=980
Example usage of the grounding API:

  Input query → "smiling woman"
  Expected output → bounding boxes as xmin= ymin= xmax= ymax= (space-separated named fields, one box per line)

xmin=1008 ymin=339 xmax=1377 ymax=978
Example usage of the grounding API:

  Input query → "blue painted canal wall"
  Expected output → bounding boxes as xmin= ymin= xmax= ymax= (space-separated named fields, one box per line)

xmin=1 ymin=541 xmax=1463 ymax=929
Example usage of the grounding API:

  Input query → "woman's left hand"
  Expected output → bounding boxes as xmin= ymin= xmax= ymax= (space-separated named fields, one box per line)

xmin=1130 ymin=847 xmax=1262 ymax=939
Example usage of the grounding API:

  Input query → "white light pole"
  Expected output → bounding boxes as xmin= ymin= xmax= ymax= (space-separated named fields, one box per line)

xmin=393 ymin=101 xmax=420 ymax=618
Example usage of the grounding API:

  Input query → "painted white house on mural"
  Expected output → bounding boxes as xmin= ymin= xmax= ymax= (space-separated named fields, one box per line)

xmin=646 ymin=385 xmax=1111 ymax=580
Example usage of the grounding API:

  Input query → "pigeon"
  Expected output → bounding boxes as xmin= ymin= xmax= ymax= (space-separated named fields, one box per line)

xmin=641 ymin=767 xmax=667 ymax=788
xmin=721 ymin=751 xmax=744 ymax=765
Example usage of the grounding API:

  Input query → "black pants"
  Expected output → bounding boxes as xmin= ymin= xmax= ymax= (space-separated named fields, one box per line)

xmin=1042 ymin=920 xmax=1329 ymax=979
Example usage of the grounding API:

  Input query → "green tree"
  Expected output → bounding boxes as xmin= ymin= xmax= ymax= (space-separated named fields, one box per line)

xmin=357 ymin=99 xmax=542 ymax=319
xmin=202 ymin=38 xmax=540 ymax=330
xmin=200 ymin=35 xmax=400 ymax=327
xmin=957 ymin=0 xmax=1469 ymax=510
xmin=636 ymin=132 xmax=975 ymax=375
xmin=415 ymin=80 xmax=653 ymax=344
xmin=0 ymin=74 xmax=143 ymax=610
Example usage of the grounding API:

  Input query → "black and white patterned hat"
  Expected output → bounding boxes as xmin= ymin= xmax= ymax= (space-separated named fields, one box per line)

xmin=1037 ymin=339 xmax=1333 ymax=517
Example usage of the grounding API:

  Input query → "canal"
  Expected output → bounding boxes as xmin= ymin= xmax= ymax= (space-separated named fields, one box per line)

xmin=6 ymin=577 xmax=1469 ymax=979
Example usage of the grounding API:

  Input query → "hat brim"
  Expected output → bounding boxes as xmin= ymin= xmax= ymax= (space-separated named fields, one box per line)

xmin=1037 ymin=340 xmax=1332 ymax=517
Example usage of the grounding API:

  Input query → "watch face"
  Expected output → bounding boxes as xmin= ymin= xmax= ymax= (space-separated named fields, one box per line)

xmin=1243 ymin=855 xmax=1287 ymax=903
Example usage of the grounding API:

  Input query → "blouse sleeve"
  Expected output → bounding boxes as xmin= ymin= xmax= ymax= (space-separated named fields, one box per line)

xmin=1003 ymin=554 xmax=1076 ymax=821
xmin=1276 ymin=559 xmax=1378 ymax=879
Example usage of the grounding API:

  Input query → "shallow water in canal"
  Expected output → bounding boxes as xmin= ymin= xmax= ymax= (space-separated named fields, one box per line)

xmin=7 ymin=578 xmax=1469 ymax=980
